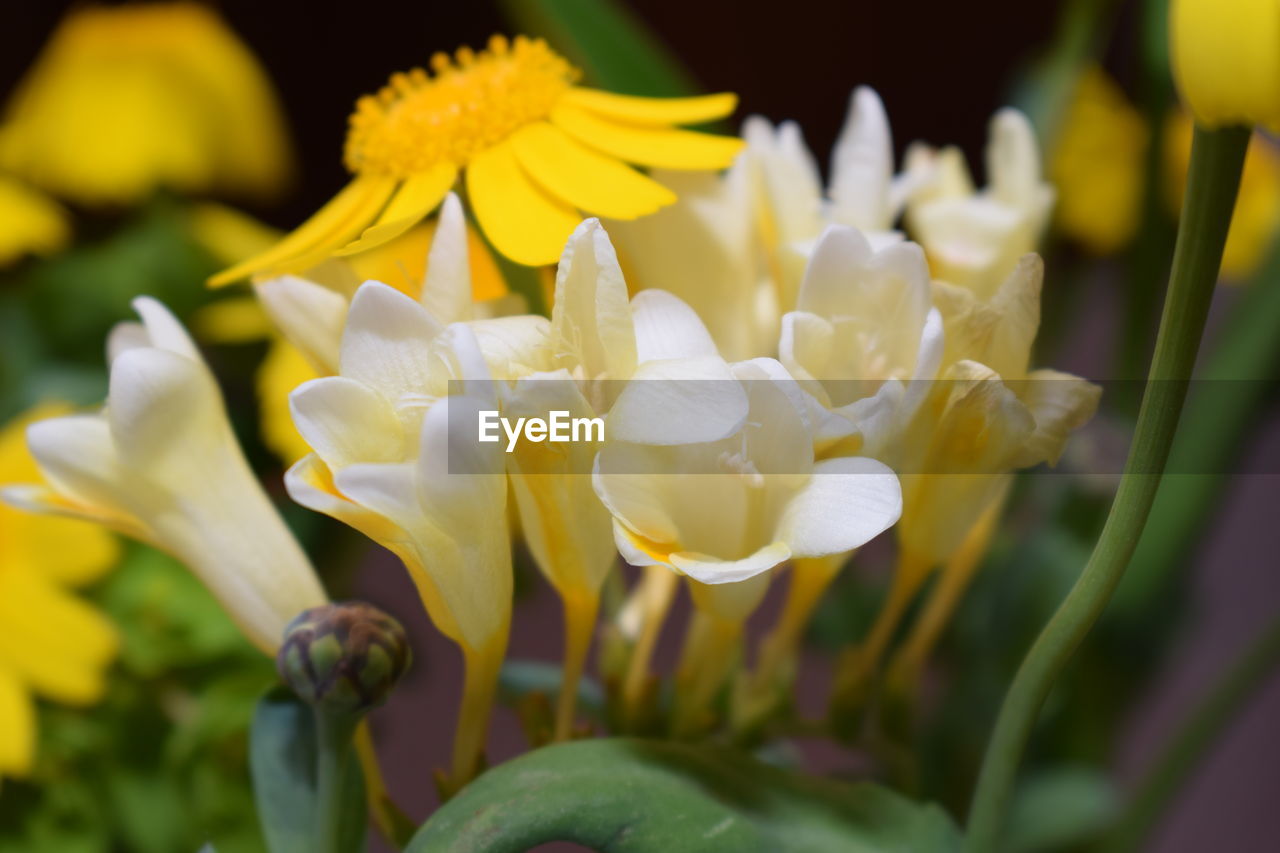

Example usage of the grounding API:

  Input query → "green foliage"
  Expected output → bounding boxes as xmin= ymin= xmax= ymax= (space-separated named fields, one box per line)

xmin=248 ymin=689 xmax=366 ymax=853
xmin=0 ymin=195 xmax=219 ymax=421
xmin=407 ymin=738 xmax=961 ymax=852
xmin=0 ymin=545 xmax=275 ymax=853
xmin=1002 ymin=766 xmax=1117 ymax=853
xmin=500 ymin=0 xmax=698 ymax=96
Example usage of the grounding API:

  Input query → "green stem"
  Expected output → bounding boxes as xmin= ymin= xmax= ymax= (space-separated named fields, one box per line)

xmin=315 ymin=710 xmax=360 ymax=853
xmin=1102 ymin=618 xmax=1280 ymax=852
xmin=961 ymin=124 xmax=1250 ymax=853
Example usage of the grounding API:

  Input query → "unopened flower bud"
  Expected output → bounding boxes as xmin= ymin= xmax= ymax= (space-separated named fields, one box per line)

xmin=277 ymin=602 xmax=411 ymax=714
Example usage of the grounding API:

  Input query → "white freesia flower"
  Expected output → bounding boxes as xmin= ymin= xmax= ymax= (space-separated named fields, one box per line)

xmin=905 ymin=108 xmax=1055 ymax=297
xmin=506 ymin=217 xmax=749 ymax=737
xmin=595 ymin=357 xmax=901 ymax=733
xmin=779 ymin=224 xmax=944 ymax=458
xmin=594 ymin=358 xmax=901 ymax=586
xmin=606 ymin=87 xmax=919 ymax=360
xmin=285 ymin=279 xmax=517 ymax=787
xmin=1 ymin=298 xmax=327 ymax=654
xmin=897 ymin=255 xmax=1102 ymax=564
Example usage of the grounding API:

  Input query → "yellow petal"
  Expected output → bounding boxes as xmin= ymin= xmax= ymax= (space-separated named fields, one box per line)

xmin=1171 ymin=0 xmax=1280 ymax=131
xmin=8 ymin=513 xmax=119 ymax=588
xmin=0 ymin=176 xmax=68 ymax=267
xmin=466 ymin=140 xmax=581 ymax=266
xmin=191 ymin=295 xmax=275 ymax=344
xmin=562 ymin=88 xmax=737 ymax=126
xmin=257 ymin=338 xmax=320 ymax=465
xmin=0 ymin=572 xmax=118 ymax=706
xmin=0 ymin=665 xmax=36 ymax=777
xmin=550 ymin=103 xmax=744 ymax=170
xmin=335 ymin=163 xmax=457 ymax=256
xmin=510 ymin=122 xmax=675 ymax=220
xmin=208 ymin=175 xmax=396 ymax=286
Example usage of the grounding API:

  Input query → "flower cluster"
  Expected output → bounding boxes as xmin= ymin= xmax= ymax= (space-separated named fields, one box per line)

xmin=3 ymin=40 xmax=1098 ymax=792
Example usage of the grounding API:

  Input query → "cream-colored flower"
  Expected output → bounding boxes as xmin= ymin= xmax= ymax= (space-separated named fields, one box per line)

xmin=905 ymin=108 xmax=1055 ymax=297
xmin=897 ymin=255 xmax=1100 ymax=564
xmin=505 ymin=218 xmax=749 ymax=737
xmin=284 ymin=279 xmax=541 ymax=787
xmin=596 ymin=357 xmax=901 ymax=585
xmin=779 ymin=224 xmax=943 ymax=458
xmin=595 ymin=357 xmax=901 ymax=732
xmin=607 ymin=87 xmax=919 ymax=361
xmin=1 ymin=298 xmax=326 ymax=655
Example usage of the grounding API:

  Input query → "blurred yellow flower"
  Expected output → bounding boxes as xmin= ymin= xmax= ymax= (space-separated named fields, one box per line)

xmin=1165 ymin=111 xmax=1280 ymax=279
xmin=1051 ymin=67 xmax=1149 ymax=255
xmin=1170 ymin=0 xmax=1280 ymax=132
xmin=0 ymin=2 xmax=292 ymax=206
xmin=0 ymin=403 xmax=120 ymax=779
xmin=211 ymin=34 xmax=742 ymax=280
xmin=0 ymin=176 xmax=68 ymax=267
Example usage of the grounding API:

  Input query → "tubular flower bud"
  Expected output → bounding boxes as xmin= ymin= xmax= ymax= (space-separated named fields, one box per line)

xmin=1170 ymin=0 xmax=1280 ymax=132
xmin=278 ymin=602 xmax=412 ymax=714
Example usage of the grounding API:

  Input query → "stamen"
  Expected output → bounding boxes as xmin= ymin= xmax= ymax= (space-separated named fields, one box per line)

xmin=344 ymin=35 xmax=580 ymax=178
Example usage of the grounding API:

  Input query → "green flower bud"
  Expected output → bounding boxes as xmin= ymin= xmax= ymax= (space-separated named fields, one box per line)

xmin=277 ymin=602 xmax=411 ymax=714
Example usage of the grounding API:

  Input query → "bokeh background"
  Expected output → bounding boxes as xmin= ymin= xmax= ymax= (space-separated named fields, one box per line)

xmin=2 ymin=2 xmax=1277 ymax=851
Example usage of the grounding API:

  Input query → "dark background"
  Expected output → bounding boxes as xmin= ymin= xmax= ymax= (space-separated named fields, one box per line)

xmin=5 ymin=2 xmax=1279 ymax=852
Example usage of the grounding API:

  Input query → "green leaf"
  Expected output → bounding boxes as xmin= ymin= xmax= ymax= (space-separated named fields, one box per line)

xmin=1001 ymin=766 xmax=1117 ymax=853
xmin=499 ymin=0 xmax=698 ymax=95
xmin=248 ymin=688 xmax=366 ymax=853
xmin=407 ymin=738 xmax=960 ymax=852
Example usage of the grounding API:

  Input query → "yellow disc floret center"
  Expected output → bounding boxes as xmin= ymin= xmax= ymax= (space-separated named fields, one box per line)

xmin=344 ymin=35 xmax=579 ymax=177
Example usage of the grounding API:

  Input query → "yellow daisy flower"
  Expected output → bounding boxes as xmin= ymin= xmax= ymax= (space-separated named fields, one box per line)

xmin=211 ymin=34 xmax=742 ymax=281
xmin=0 ymin=403 xmax=120 ymax=779
xmin=0 ymin=2 xmax=293 ymax=206
xmin=0 ymin=176 xmax=69 ymax=267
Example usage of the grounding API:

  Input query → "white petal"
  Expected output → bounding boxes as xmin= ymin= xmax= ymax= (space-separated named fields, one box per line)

xmin=340 ymin=281 xmax=443 ymax=399
xmin=796 ymin=225 xmax=874 ymax=315
xmin=987 ymin=108 xmax=1042 ymax=206
xmin=672 ymin=541 xmax=792 ymax=585
xmin=285 ymin=454 xmax=406 ymax=544
xmin=255 ymin=275 xmax=349 ymax=374
xmin=630 ymin=289 xmax=719 ymax=363
xmin=778 ymin=456 xmax=902 ymax=557
xmin=333 ymin=462 xmax=419 ymax=528
xmin=551 ymin=218 xmax=636 ymax=379
xmin=830 ymin=87 xmax=894 ymax=230
xmin=24 ymin=415 xmax=134 ymax=526
xmin=106 ymin=322 xmax=150 ymax=365
xmin=290 ymin=376 xmax=405 ymax=469
xmin=606 ymin=356 xmax=748 ymax=445
xmin=106 ymin=348 xmax=224 ymax=471
xmin=466 ymin=315 xmax=554 ymax=379
xmin=132 ymin=297 xmax=200 ymax=360
xmin=421 ymin=193 xmax=472 ymax=324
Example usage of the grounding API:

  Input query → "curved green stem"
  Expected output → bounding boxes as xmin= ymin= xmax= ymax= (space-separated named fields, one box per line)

xmin=1102 ymin=618 xmax=1280 ymax=852
xmin=962 ymin=124 xmax=1250 ymax=852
